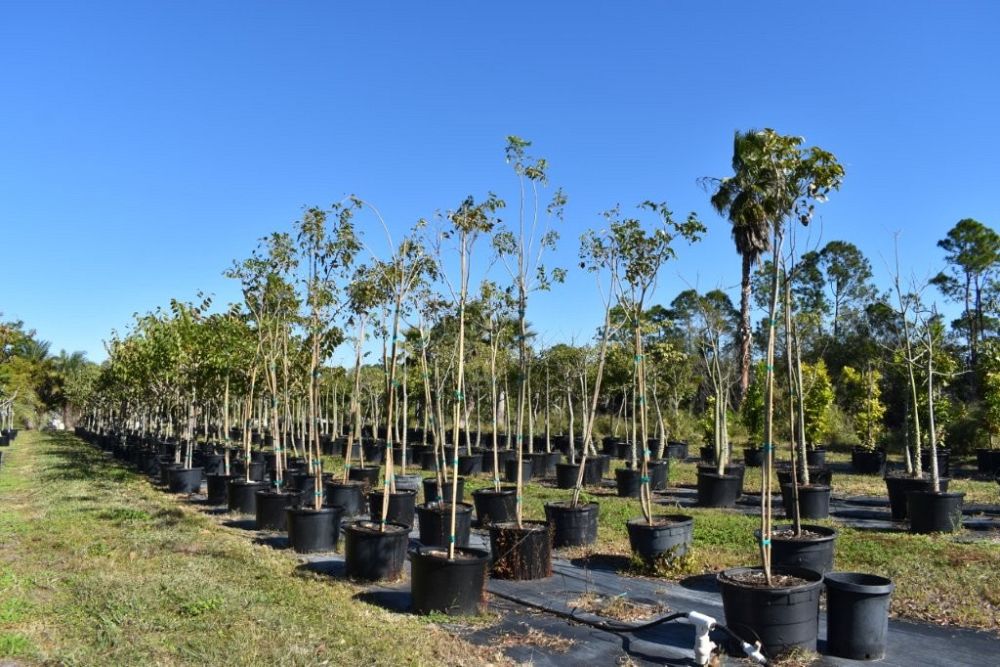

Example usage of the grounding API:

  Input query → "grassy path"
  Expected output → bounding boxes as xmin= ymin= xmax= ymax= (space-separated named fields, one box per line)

xmin=0 ymin=432 xmax=504 ymax=666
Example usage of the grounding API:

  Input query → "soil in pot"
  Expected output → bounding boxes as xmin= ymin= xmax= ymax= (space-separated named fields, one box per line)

xmin=884 ymin=473 xmax=950 ymax=522
xmin=696 ymin=469 xmax=741 ymax=507
xmin=626 ymin=515 xmax=694 ymax=564
xmin=718 ymin=567 xmax=824 ymax=659
xmin=764 ymin=524 xmax=837 ymax=574
xmin=324 ymin=480 xmax=365 ymax=516
xmin=206 ymin=473 xmax=234 ymax=505
xmin=824 ymin=572 xmax=895 ymax=660
xmin=227 ymin=479 xmax=267 ymax=515
xmin=780 ymin=484 xmax=832 ymax=520
xmin=409 ymin=545 xmax=490 ymax=616
xmin=544 ymin=501 xmax=599 ymax=547
xmin=422 ymin=476 xmax=465 ymax=504
xmin=342 ymin=520 xmax=409 ymax=582
xmin=906 ymin=490 xmax=965 ymax=533
xmin=256 ymin=490 xmax=295 ymax=531
xmin=367 ymin=489 xmax=418 ymax=528
xmin=472 ymin=487 xmax=517 ymax=526
xmin=286 ymin=506 xmax=343 ymax=553
xmin=416 ymin=502 xmax=473 ymax=548
xmin=489 ymin=521 xmax=552 ymax=580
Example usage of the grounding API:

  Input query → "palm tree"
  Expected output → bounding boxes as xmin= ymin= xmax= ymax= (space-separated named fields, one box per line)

xmin=706 ymin=129 xmax=774 ymax=401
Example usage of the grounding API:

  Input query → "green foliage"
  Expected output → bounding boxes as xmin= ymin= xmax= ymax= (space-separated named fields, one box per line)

xmin=740 ymin=362 xmax=766 ymax=442
xmin=840 ymin=365 xmax=886 ymax=449
xmin=801 ymin=359 xmax=835 ymax=445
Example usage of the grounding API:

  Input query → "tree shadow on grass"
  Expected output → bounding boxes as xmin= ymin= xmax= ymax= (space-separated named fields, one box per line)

xmin=40 ymin=433 xmax=135 ymax=485
xmin=254 ymin=534 xmax=290 ymax=549
xmin=296 ymin=559 xmax=346 ymax=578
xmin=353 ymin=589 xmax=411 ymax=613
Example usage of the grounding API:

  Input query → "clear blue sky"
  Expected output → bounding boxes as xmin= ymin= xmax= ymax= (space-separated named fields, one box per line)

xmin=2 ymin=1 xmax=998 ymax=363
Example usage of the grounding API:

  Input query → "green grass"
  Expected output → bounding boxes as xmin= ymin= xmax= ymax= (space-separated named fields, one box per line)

xmin=0 ymin=432 xmax=506 ymax=666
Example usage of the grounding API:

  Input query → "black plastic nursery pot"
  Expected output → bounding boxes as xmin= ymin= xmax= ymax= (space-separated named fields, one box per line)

xmin=471 ymin=487 xmax=518 ymax=526
xmin=805 ymin=448 xmax=826 ymax=467
xmin=615 ymin=467 xmax=643 ymax=498
xmin=416 ymin=502 xmax=473 ymax=548
xmin=227 ymin=479 xmax=267 ymax=514
xmin=696 ymin=469 xmax=741 ymax=507
xmin=457 ymin=453 xmax=483 ymax=476
xmin=645 ymin=459 xmax=670 ymax=490
xmin=160 ymin=461 xmax=181 ymax=486
xmin=824 ymin=572 xmax=895 ymax=660
xmin=920 ymin=448 xmax=951 ymax=477
xmin=718 ymin=566 xmax=824 ymax=659
xmin=422 ymin=476 xmax=465 ymax=504
xmin=420 ymin=450 xmax=438 ymax=471
xmin=503 ymin=458 xmax=533 ymax=483
xmin=884 ymin=474 xmax=950 ymax=522
xmin=367 ymin=489 xmax=418 ymax=528
xmin=232 ymin=460 xmax=266 ymax=482
xmin=347 ymin=465 xmax=380 ymax=491
xmin=342 ymin=520 xmax=409 ymax=582
xmin=206 ymin=473 xmax=234 ymax=505
xmin=256 ymin=490 xmax=295 ymax=531
xmin=626 ymin=515 xmax=694 ymax=563
xmin=851 ymin=448 xmax=886 ymax=475
xmin=665 ymin=441 xmax=688 ymax=460
xmin=527 ymin=451 xmax=554 ymax=479
xmin=743 ymin=447 xmax=764 ymax=468
xmin=699 ymin=445 xmax=715 ymax=462
xmin=482 ymin=448 xmax=515 ymax=475
xmin=584 ymin=456 xmax=605 ymax=484
xmin=975 ymin=448 xmax=1000 ymax=474
xmin=201 ymin=454 xmax=224 ymax=477
xmin=543 ymin=501 xmax=599 ymax=547
xmin=764 ymin=524 xmax=837 ymax=574
xmin=776 ymin=466 xmax=832 ymax=488
xmin=489 ymin=521 xmax=553 ymax=580
xmin=286 ymin=506 xmax=343 ymax=553
xmin=167 ymin=466 xmax=203 ymax=494
xmin=393 ymin=473 xmax=423 ymax=497
xmin=554 ymin=462 xmax=581 ymax=489
xmin=409 ymin=545 xmax=491 ymax=616
xmin=780 ymin=484 xmax=832 ymax=520
xmin=325 ymin=480 xmax=366 ymax=516
xmin=906 ymin=490 xmax=965 ymax=533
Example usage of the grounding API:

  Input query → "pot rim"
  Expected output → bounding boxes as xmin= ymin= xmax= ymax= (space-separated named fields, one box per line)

xmin=824 ymin=571 xmax=894 ymax=595
xmin=718 ymin=566 xmax=824 ymax=591
xmin=626 ymin=514 xmax=694 ymax=528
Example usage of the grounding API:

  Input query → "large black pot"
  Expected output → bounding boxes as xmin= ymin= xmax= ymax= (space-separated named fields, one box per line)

xmin=256 ymin=490 xmax=295 ymax=531
xmin=776 ymin=466 xmax=831 ymax=488
xmin=457 ymin=453 xmax=483 ymax=476
xmin=489 ymin=521 xmax=552 ymax=580
xmin=420 ymin=449 xmax=439 ymax=471
xmin=920 ymin=448 xmax=950 ymax=477
xmin=368 ymin=489 xmax=418 ymax=528
xmin=232 ymin=460 xmax=266 ymax=482
xmin=665 ymin=441 xmax=688 ymax=460
xmin=824 ymin=572 xmax=895 ymax=660
xmin=780 ymin=484 xmax=831 ymax=520
xmin=409 ymin=545 xmax=491 ymax=616
xmin=699 ymin=462 xmax=746 ymax=490
xmin=527 ymin=452 xmax=550 ymax=479
xmin=851 ymin=448 xmax=885 ymax=475
xmin=699 ymin=445 xmax=715 ymax=463
xmin=416 ymin=502 xmax=473 ymax=548
xmin=167 ymin=467 xmax=203 ymax=494
xmin=743 ymin=447 xmax=764 ymax=468
xmin=503 ymin=457 xmax=533 ymax=483
xmin=615 ymin=467 xmax=643 ymax=498
xmin=227 ymin=479 xmax=267 ymax=514
xmin=324 ymin=480 xmax=365 ymax=516
xmin=626 ymin=515 xmax=694 ymax=564
xmin=286 ymin=506 xmax=343 ymax=553
xmin=555 ymin=462 xmax=582 ymax=489
xmin=906 ymin=490 xmax=965 ymax=533
xmin=347 ymin=465 xmax=380 ymax=490
xmin=160 ymin=461 xmax=181 ymax=486
xmin=422 ymin=476 xmax=465 ymax=504
xmin=884 ymin=474 xmax=950 ymax=522
xmin=482 ymin=449 xmax=515 ymax=476
xmin=342 ymin=520 xmax=409 ymax=581
xmin=471 ymin=487 xmax=518 ymax=526
xmin=718 ymin=566 xmax=824 ymax=658
xmin=543 ymin=502 xmax=599 ymax=547
xmin=975 ymin=448 xmax=1000 ymax=474
xmin=206 ymin=473 xmax=234 ymax=505
xmin=696 ymin=469 xmax=740 ymax=507
xmin=201 ymin=454 xmax=224 ymax=477
xmin=766 ymin=524 xmax=837 ymax=574
xmin=805 ymin=448 xmax=826 ymax=467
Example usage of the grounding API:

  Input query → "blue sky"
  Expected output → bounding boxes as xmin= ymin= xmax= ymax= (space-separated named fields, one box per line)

xmin=2 ymin=2 xmax=998 ymax=363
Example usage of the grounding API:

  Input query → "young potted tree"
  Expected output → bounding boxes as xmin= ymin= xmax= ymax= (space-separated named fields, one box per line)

xmin=842 ymin=364 xmax=887 ymax=474
xmin=709 ymin=128 xmax=844 ymax=658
